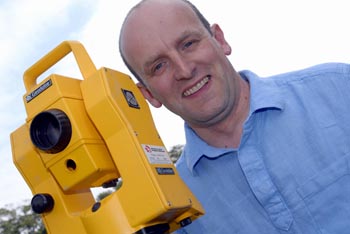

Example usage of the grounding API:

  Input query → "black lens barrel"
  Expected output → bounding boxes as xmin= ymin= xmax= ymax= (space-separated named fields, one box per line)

xmin=30 ymin=109 xmax=72 ymax=154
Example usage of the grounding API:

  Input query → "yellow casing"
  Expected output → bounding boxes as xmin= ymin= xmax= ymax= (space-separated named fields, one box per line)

xmin=10 ymin=41 xmax=204 ymax=233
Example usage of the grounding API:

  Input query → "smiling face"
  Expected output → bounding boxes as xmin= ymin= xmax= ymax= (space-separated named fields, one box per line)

xmin=120 ymin=0 xmax=242 ymax=128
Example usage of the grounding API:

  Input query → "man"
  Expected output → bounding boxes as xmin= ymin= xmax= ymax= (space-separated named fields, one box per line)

xmin=119 ymin=0 xmax=350 ymax=233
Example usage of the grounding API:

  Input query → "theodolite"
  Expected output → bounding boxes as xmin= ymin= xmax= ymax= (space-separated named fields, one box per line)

xmin=10 ymin=40 xmax=204 ymax=233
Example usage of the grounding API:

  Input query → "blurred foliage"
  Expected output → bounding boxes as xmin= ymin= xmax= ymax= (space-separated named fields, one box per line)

xmin=0 ymin=202 xmax=46 ymax=234
xmin=168 ymin=144 xmax=184 ymax=163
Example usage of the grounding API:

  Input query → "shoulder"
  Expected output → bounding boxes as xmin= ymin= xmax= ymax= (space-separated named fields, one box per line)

xmin=269 ymin=62 xmax=350 ymax=86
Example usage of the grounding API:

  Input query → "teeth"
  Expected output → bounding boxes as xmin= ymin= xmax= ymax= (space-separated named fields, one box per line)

xmin=183 ymin=76 xmax=210 ymax=97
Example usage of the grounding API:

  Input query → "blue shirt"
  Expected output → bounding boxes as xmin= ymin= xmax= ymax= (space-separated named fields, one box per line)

xmin=175 ymin=63 xmax=350 ymax=234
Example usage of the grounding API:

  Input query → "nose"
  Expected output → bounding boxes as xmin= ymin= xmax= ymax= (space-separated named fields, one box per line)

xmin=173 ymin=55 xmax=195 ymax=81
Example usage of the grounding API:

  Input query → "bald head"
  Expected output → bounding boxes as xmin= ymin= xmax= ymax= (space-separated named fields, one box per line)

xmin=119 ymin=0 xmax=211 ymax=83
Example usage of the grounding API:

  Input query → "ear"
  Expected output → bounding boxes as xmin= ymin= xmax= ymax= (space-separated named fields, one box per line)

xmin=211 ymin=24 xmax=231 ymax=55
xmin=136 ymin=82 xmax=163 ymax=108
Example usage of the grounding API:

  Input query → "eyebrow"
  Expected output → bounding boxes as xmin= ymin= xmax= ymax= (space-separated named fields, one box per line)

xmin=176 ymin=29 xmax=202 ymax=47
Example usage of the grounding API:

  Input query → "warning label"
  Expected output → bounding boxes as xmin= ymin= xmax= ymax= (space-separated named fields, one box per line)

xmin=141 ymin=144 xmax=173 ymax=164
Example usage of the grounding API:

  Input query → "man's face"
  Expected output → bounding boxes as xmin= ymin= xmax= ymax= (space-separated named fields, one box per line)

xmin=121 ymin=0 xmax=239 ymax=128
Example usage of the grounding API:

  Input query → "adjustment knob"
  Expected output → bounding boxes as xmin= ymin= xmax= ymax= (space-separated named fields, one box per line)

xmin=31 ymin=193 xmax=54 ymax=214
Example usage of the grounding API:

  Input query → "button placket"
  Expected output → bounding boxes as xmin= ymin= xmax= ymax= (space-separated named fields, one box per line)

xmin=238 ymin=147 xmax=293 ymax=231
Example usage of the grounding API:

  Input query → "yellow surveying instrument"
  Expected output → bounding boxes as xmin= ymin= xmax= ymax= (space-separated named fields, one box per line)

xmin=10 ymin=41 xmax=204 ymax=233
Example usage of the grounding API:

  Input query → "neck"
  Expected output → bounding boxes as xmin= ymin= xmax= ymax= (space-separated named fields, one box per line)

xmin=191 ymin=78 xmax=250 ymax=148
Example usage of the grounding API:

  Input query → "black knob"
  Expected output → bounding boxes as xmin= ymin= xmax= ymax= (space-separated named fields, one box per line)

xmin=31 ymin=193 xmax=54 ymax=214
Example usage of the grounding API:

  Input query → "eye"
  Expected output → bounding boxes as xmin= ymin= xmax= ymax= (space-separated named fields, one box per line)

xmin=182 ymin=38 xmax=200 ymax=52
xmin=183 ymin=40 xmax=194 ymax=49
xmin=152 ymin=61 xmax=166 ymax=75
xmin=154 ymin=62 xmax=163 ymax=71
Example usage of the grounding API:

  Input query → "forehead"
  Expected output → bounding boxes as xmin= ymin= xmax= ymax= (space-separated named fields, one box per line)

xmin=125 ymin=0 xmax=201 ymax=33
xmin=120 ymin=0 xmax=205 ymax=71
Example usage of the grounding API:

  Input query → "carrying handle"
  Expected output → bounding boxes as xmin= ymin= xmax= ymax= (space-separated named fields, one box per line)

xmin=23 ymin=40 xmax=97 ymax=92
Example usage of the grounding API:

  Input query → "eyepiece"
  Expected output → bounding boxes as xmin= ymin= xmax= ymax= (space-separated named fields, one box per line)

xmin=30 ymin=109 xmax=72 ymax=154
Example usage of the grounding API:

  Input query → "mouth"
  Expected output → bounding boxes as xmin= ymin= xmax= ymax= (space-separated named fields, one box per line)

xmin=183 ymin=75 xmax=211 ymax=97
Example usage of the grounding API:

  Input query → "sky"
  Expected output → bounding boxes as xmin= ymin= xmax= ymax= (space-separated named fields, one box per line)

xmin=0 ymin=0 xmax=349 ymax=207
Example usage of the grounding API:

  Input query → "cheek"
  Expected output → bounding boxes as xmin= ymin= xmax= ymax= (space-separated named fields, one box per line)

xmin=148 ymin=80 xmax=173 ymax=100
xmin=198 ymin=40 xmax=221 ymax=56
xmin=152 ymin=70 xmax=176 ymax=90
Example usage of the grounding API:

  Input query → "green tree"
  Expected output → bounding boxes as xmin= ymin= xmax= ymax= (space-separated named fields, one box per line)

xmin=0 ymin=202 xmax=46 ymax=234
xmin=168 ymin=144 xmax=184 ymax=163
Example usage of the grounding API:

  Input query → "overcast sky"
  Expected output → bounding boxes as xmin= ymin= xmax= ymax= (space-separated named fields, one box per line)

xmin=1 ymin=0 xmax=349 ymax=207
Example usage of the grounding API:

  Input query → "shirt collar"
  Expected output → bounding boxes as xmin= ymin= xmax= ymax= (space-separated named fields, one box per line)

xmin=240 ymin=70 xmax=285 ymax=115
xmin=183 ymin=70 xmax=285 ymax=174
xmin=183 ymin=123 xmax=234 ymax=174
